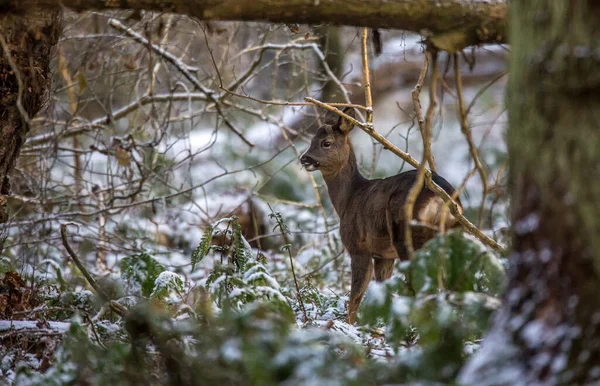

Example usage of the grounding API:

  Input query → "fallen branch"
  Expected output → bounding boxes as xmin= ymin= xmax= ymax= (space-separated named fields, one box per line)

xmin=0 ymin=320 xmax=70 ymax=339
xmin=8 ymin=0 xmax=508 ymax=51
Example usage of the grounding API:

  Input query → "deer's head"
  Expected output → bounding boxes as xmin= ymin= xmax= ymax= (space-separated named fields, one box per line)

xmin=300 ymin=107 xmax=356 ymax=177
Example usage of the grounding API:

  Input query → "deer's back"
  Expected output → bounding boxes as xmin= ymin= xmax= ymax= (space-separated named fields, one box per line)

xmin=339 ymin=170 xmax=461 ymax=259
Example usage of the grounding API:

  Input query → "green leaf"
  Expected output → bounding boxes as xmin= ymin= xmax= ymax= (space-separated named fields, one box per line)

xmin=192 ymin=225 xmax=214 ymax=271
xmin=75 ymin=67 xmax=88 ymax=94
xmin=233 ymin=221 xmax=253 ymax=272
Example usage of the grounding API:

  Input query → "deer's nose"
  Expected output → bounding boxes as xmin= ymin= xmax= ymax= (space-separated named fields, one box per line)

xmin=300 ymin=154 xmax=317 ymax=166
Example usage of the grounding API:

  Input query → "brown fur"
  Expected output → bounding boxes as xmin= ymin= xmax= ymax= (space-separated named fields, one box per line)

xmin=300 ymin=108 xmax=463 ymax=323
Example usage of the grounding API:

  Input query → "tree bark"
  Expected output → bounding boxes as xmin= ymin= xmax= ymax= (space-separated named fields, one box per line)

xmin=460 ymin=1 xmax=600 ymax=384
xmin=0 ymin=7 xmax=61 ymax=223
xmin=2 ymin=0 xmax=506 ymax=51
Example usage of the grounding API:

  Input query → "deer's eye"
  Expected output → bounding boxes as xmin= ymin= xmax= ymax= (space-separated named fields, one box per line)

xmin=322 ymin=141 xmax=332 ymax=148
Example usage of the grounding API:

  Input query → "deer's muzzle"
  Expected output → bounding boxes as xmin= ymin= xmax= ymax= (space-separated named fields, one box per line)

xmin=300 ymin=154 xmax=320 ymax=171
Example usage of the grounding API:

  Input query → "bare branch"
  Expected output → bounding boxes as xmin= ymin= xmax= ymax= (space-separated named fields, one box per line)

xmin=454 ymin=53 xmax=488 ymax=227
xmin=108 ymin=18 xmax=254 ymax=148
xmin=25 ymin=92 xmax=209 ymax=147
xmin=361 ymin=28 xmax=373 ymax=125
xmin=423 ymin=52 xmax=439 ymax=172
xmin=404 ymin=54 xmax=432 ymax=260
xmin=0 ymin=320 xmax=70 ymax=339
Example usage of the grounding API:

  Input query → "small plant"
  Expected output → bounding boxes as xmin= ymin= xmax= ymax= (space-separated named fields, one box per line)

xmin=268 ymin=205 xmax=308 ymax=323
xmin=120 ymin=252 xmax=166 ymax=298
xmin=151 ymin=271 xmax=186 ymax=300
xmin=191 ymin=224 xmax=213 ymax=271
xmin=192 ymin=216 xmax=293 ymax=317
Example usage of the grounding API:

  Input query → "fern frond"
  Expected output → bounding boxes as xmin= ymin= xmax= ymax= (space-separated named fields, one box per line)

xmin=192 ymin=225 xmax=214 ymax=271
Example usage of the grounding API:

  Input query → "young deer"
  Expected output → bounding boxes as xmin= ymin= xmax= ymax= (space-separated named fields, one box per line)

xmin=300 ymin=108 xmax=462 ymax=324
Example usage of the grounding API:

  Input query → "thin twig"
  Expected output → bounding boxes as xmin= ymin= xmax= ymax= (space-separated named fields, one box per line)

xmin=60 ymin=224 xmax=127 ymax=317
xmin=25 ymin=92 xmax=209 ymax=147
xmin=234 ymin=41 xmax=354 ymax=108
xmin=85 ymin=313 xmax=107 ymax=348
xmin=424 ymin=52 xmax=439 ymax=172
xmin=466 ymin=71 xmax=508 ymax=115
xmin=361 ymin=28 xmax=378 ymax=178
xmin=225 ymin=31 xmax=270 ymax=91
xmin=0 ymin=33 xmax=30 ymax=125
xmin=404 ymin=53 xmax=434 ymax=259
xmin=361 ymin=28 xmax=373 ymax=124
xmin=57 ymin=47 xmax=83 ymax=202
xmin=221 ymin=88 xmax=368 ymax=110
xmin=454 ymin=54 xmax=488 ymax=227
xmin=439 ymin=166 xmax=477 ymax=233
xmin=411 ymin=55 xmax=431 ymax=135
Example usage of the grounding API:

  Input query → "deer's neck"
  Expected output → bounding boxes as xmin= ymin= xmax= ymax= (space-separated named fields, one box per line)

xmin=323 ymin=143 xmax=366 ymax=215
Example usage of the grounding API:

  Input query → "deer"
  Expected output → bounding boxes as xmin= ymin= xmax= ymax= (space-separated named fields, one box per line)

xmin=300 ymin=107 xmax=463 ymax=324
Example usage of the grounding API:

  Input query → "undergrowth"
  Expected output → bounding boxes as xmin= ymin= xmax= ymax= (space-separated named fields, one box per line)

xmin=0 ymin=213 xmax=506 ymax=385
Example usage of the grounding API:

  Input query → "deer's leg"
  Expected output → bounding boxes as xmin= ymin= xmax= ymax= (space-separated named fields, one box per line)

xmin=348 ymin=254 xmax=373 ymax=324
xmin=374 ymin=258 xmax=395 ymax=282
xmin=386 ymin=204 xmax=409 ymax=260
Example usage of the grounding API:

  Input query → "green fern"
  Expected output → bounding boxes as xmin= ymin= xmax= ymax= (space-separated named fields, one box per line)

xmin=191 ymin=225 xmax=214 ymax=271
xmin=120 ymin=252 xmax=165 ymax=298
xmin=232 ymin=220 xmax=252 ymax=272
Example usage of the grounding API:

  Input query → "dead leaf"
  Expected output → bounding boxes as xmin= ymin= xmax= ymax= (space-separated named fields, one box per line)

xmin=115 ymin=146 xmax=131 ymax=167
xmin=0 ymin=294 xmax=7 ymax=313
xmin=4 ymin=271 xmax=25 ymax=289
xmin=124 ymin=55 xmax=137 ymax=71
xmin=75 ymin=68 xmax=87 ymax=94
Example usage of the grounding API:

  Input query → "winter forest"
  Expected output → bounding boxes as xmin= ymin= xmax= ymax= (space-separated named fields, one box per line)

xmin=1 ymin=1 xmax=599 ymax=385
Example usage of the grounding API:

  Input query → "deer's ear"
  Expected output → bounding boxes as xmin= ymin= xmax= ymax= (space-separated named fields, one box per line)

xmin=335 ymin=107 xmax=356 ymax=134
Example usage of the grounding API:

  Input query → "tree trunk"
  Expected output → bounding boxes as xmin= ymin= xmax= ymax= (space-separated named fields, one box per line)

xmin=460 ymin=1 xmax=600 ymax=384
xmin=0 ymin=7 xmax=61 ymax=223
xmin=3 ymin=0 xmax=506 ymax=51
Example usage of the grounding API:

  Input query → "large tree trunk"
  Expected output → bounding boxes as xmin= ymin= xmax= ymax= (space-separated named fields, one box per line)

xmin=460 ymin=2 xmax=600 ymax=384
xmin=0 ymin=7 xmax=61 ymax=223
